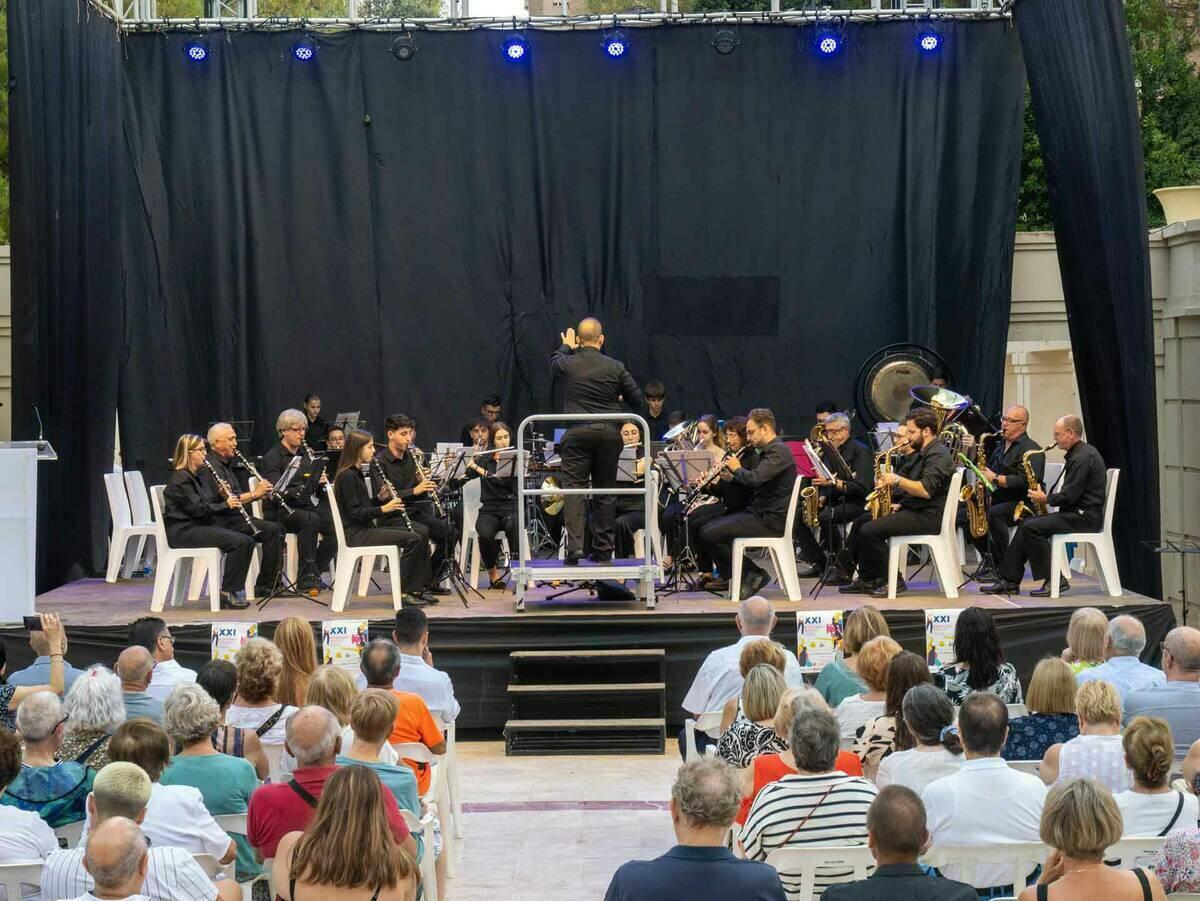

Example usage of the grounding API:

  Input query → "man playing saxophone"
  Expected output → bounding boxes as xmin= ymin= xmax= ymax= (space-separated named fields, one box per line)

xmin=839 ymin=408 xmax=954 ymax=597
xmin=983 ymin=414 xmax=1107 ymax=597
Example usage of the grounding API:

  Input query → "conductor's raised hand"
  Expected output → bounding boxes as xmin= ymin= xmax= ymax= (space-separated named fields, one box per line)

xmin=560 ymin=327 xmax=578 ymax=349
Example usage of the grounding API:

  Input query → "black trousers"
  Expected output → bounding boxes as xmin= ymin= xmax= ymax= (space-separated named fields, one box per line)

xmin=696 ymin=510 xmax=781 ymax=581
xmin=794 ymin=501 xmax=866 ymax=565
xmin=999 ymin=510 xmax=1101 ymax=583
xmin=475 ymin=511 xmax=517 ymax=570
xmin=560 ymin=423 xmax=623 ymax=556
xmin=663 ymin=501 xmax=724 ymax=571
xmin=268 ymin=502 xmax=338 ymax=574
xmin=957 ymin=500 xmax=1020 ymax=565
xmin=846 ymin=508 xmax=941 ymax=582
xmin=346 ymin=526 xmax=433 ymax=594
xmin=167 ymin=517 xmax=283 ymax=594
xmin=384 ymin=506 xmax=458 ymax=578
xmin=614 ymin=508 xmax=645 ymax=559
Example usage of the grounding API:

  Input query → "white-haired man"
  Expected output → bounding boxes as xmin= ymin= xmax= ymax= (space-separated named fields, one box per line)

xmin=3 ymin=690 xmax=93 ymax=826
xmin=1076 ymin=614 xmax=1166 ymax=700
xmin=70 ymin=816 xmax=150 ymax=901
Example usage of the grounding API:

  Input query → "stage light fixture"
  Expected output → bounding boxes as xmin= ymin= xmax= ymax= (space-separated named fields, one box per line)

xmin=916 ymin=29 xmax=942 ymax=54
xmin=291 ymin=37 xmax=317 ymax=63
xmin=711 ymin=28 xmax=739 ymax=56
xmin=183 ymin=38 xmax=210 ymax=62
xmin=602 ymin=30 xmax=629 ymax=58
xmin=503 ymin=33 xmax=529 ymax=62
xmin=391 ymin=34 xmax=418 ymax=61
xmin=812 ymin=27 xmax=844 ymax=58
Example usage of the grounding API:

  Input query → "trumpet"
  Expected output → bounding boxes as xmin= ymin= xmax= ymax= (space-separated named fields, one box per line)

xmin=371 ymin=458 xmax=415 ymax=531
xmin=234 ymin=450 xmax=294 ymax=515
xmin=411 ymin=447 xmax=446 ymax=518
xmin=202 ymin=457 xmax=260 ymax=536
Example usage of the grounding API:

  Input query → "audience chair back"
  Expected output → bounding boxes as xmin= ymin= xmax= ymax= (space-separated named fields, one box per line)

xmin=392 ymin=741 xmax=456 ymax=873
xmin=0 ymin=861 xmax=44 ymax=901
xmin=400 ymin=808 xmax=439 ymax=901
xmin=192 ymin=853 xmax=236 ymax=883
xmin=53 ymin=821 xmax=84 ymax=849
xmin=440 ymin=719 xmax=464 ymax=841
xmin=922 ymin=842 xmax=1048 ymax=890
xmin=764 ymin=845 xmax=874 ymax=901
xmin=1106 ymin=835 xmax=1168 ymax=871
xmin=684 ymin=711 xmax=724 ymax=761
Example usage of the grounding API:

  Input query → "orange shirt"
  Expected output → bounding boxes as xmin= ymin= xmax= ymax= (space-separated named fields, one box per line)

xmin=389 ymin=689 xmax=444 ymax=794
xmin=736 ymin=751 xmax=863 ymax=825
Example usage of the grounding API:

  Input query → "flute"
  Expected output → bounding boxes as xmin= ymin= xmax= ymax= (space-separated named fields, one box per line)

xmin=202 ymin=458 xmax=261 ymax=536
xmin=371 ymin=459 xmax=415 ymax=531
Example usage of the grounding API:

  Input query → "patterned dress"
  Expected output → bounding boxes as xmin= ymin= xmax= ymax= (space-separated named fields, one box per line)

xmin=1155 ymin=828 xmax=1200 ymax=893
xmin=717 ymin=720 xmax=787 ymax=768
xmin=852 ymin=714 xmax=897 ymax=776
xmin=1002 ymin=713 xmax=1079 ymax=762
xmin=935 ymin=661 xmax=1024 ymax=705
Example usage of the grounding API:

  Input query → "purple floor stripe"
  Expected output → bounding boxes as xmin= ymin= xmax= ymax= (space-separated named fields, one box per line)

xmin=462 ymin=800 xmax=670 ymax=813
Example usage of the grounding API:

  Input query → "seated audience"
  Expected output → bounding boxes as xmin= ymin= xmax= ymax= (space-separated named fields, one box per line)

xmin=736 ymin=688 xmax=862 ymax=828
xmin=0 ymin=612 xmax=67 ymax=732
xmin=74 ymin=816 xmax=152 ymax=901
xmin=1003 ymin=657 xmax=1080 ymax=762
xmin=606 ymin=759 xmax=785 ymax=901
xmin=719 ymin=639 xmax=790 ymax=733
xmin=1154 ymin=826 xmax=1200 ymax=894
xmin=743 ymin=708 xmax=878 ymax=897
xmin=1061 ymin=607 xmax=1108 ymax=674
xmin=717 ymin=664 xmax=787 ymax=767
xmin=852 ymin=650 xmax=930 ymax=779
xmin=934 ymin=607 xmax=1023 ymax=705
xmin=3 ymin=690 xmax=93 ymax=826
xmin=823 ymin=785 xmax=976 ymax=901
xmin=1124 ymin=625 xmax=1200 ymax=756
xmin=129 ymin=616 xmax=197 ymax=702
xmin=115 ymin=646 xmax=164 ymax=723
xmin=816 ymin=606 xmax=890 ymax=709
xmin=225 ymin=637 xmax=297 ymax=754
xmin=0 ymin=730 xmax=58 ymax=870
xmin=161 ymin=683 xmax=262 ymax=880
xmin=360 ymin=640 xmax=446 ymax=796
xmin=681 ymin=597 xmax=804 ymax=757
xmin=6 ymin=621 xmax=83 ymax=690
xmin=273 ymin=765 xmax=420 ymax=901
xmin=60 ymin=665 xmax=126 ymax=772
xmin=1018 ymin=777 xmax=1167 ymax=901
xmin=196 ymin=658 xmax=270 ymax=780
xmin=1115 ymin=716 xmax=1198 ymax=837
xmin=1041 ymin=680 xmax=1130 ymax=791
xmin=305 ymin=664 xmax=398 ymax=766
xmin=41 ymin=761 xmax=240 ymax=901
xmin=922 ymin=693 xmax=1047 ymax=891
xmin=274 ymin=616 xmax=319 ymax=709
xmin=247 ymin=705 xmax=415 ymax=860
xmin=1076 ymin=615 xmax=1165 ymax=700
xmin=835 ymin=636 xmax=901 ymax=740
xmin=354 ymin=608 xmax=461 ymax=724
xmin=876 ymin=683 xmax=964 ymax=795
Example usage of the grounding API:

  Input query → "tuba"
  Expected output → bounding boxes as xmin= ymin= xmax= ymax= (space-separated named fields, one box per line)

xmin=1013 ymin=444 xmax=1056 ymax=522
xmin=540 ymin=475 xmax=564 ymax=516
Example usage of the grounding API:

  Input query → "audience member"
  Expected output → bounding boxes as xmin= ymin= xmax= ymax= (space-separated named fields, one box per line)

xmin=1040 ymin=680 xmax=1130 ymax=791
xmin=606 ymin=759 xmax=785 ymax=901
xmin=114 ymin=646 xmax=164 ymax=723
xmin=1076 ymin=615 xmax=1165 ymax=700
xmin=1003 ymin=657 xmax=1080 ymax=761
xmin=717 ymin=664 xmax=788 ymax=767
xmin=852 ymin=651 xmax=930 ymax=779
xmin=273 ymin=766 xmax=420 ymax=901
xmin=160 ymin=683 xmax=262 ymax=880
xmin=354 ymin=607 xmax=461 ymax=724
xmin=196 ymin=658 xmax=270 ymax=780
xmin=360 ymin=640 xmax=445 ymax=795
xmin=60 ymin=665 xmax=125 ymax=772
xmin=74 ymin=816 xmax=151 ymax=901
xmin=246 ymin=705 xmax=415 ymax=860
xmin=128 ymin=617 xmax=197 ymax=703
xmin=933 ymin=608 xmax=1023 ymax=705
xmin=718 ymin=639 xmax=789 ymax=733
xmin=1124 ymin=626 xmax=1200 ymax=755
xmin=0 ymin=612 xmax=67 ymax=732
xmin=835 ymin=636 xmax=901 ymax=740
xmin=681 ymin=597 xmax=803 ymax=756
xmin=307 ymin=664 xmax=398 ymax=766
xmin=1154 ymin=826 xmax=1200 ymax=894
xmin=0 ymin=729 xmax=58 ymax=870
xmin=743 ymin=708 xmax=877 ymax=897
xmin=3 ymin=690 xmax=93 ymax=826
xmin=876 ymin=683 xmax=964 ymax=795
xmin=273 ymin=617 xmax=319 ymax=709
xmin=922 ymin=693 xmax=1047 ymax=890
xmin=6 ymin=622 xmax=83 ymax=690
xmin=822 ymin=785 xmax=976 ymax=901
xmin=816 ymin=606 xmax=890 ymax=709
xmin=225 ymin=637 xmax=297 ymax=751
xmin=1018 ymin=778 xmax=1167 ymax=901
xmin=1115 ymin=716 xmax=1197 ymax=837
xmin=41 ymin=762 xmax=239 ymax=901
xmin=1061 ymin=607 xmax=1108 ymax=674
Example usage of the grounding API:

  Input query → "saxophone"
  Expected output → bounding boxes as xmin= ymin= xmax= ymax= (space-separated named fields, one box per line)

xmin=962 ymin=432 xmax=997 ymax=539
xmin=801 ymin=486 xmax=819 ymax=529
xmin=865 ymin=444 xmax=900 ymax=519
xmin=1013 ymin=444 xmax=1056 ymax=522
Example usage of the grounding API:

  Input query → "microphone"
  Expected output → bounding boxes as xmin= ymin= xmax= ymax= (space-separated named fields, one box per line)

xmin=33 ymin=405 xmax=44 ymax=442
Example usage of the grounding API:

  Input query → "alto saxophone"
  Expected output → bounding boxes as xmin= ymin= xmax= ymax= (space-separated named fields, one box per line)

xmin=865 ymin=445 xmax=899 ymax=520
xmin=962 ymin=432 xmax=997 ymax=539
xmin=1013 ymin=444 xmax=1056 ymax=522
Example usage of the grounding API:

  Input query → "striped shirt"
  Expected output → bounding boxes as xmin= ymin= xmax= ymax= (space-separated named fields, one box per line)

xmin=41 ymin=845 xmax=217 ymax=901
xmin=742 ymin=772 xmax=877 ymax=899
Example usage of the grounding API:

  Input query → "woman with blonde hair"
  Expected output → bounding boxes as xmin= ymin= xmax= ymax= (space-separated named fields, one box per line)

xmin=1062 ymin=607 xmax=1109 ymax=673
xmin=717 ymin=664 xmax=788 ymax=767
xmin=225 ymin=638 xmax=296 ymax=756
xmin=1116 ymin=716 xmax=1198 ymax=837
xmin=1004 ymin=657 xmax=1080 ymax=761
xmin=274 ymin=617 xmax=319 ymax=709
xmin=1041 ymin=679 xmax=1130 ymax=791
xmin=834 ymin=635 xmax=901 ymax=739
xmin=274 ymin=765 xmax=419 ymax=901
xmin=1019 ymin=778 xmax=1166 ymax=901
xmin=718 ymin=639 xmax=788 ymax=733
xmin=816 ymin=606 xmax=889 ymax=708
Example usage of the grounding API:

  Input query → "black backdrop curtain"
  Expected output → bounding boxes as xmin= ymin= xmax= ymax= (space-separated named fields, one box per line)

xmin=1016 ymin=0 xmax=1161 ymax=598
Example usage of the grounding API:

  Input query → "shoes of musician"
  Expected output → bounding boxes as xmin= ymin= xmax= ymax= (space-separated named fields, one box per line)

xmin=980 ymin=580 xmax=1020 ymax=595
xmin=1031 ymin=577 xmax=1070 ymax=598
xmin=796 ymin=561 xmax=823 ymax=579
xmin=296 ymin=575 xmax=321 ymax=597
xmin=739 ymin=565 xmax=770 ymax=599
xmin=869 ymin=578 xmax=904 ymax=599
xmin=839 ymin=579 xmax=879 ymax=595
xmin=589 ymin=551 xmax=614 ymax=564
xmin=427 ymin=585 xmax=451 ymax=596
xmin=417 ymin=590 xmax=441 ymax=605
xmin=824 ymin=568 xmax=852 ymax=587
xmin=564 ymin=552 xmax=583 ymax=565
xmin=402 ymin=593 xmax=429 ymax=607
xmin=220 ymin=591 xmax=249 ymax=611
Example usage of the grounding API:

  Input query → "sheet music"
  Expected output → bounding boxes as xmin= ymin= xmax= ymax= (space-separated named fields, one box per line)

xmin=803 ymin=440 xmax=835 ymax=481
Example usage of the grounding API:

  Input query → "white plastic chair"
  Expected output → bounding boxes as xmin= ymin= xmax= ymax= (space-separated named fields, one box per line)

xmin=731 ymin=478 xmax=805 ymax=602
xmin=633 ymin=470 xmax=666 ymax=564
xmin=150 ymin=485 xmax=222 ymax=613
xmin=214 ymin=812 xmax=248 ymax=835
xmin=1007 ymin=760 xmax=1040 ymax=777
xmin=327 ymin=489 xmax=404 ymax=613
xmin=392 ymin=741 xmax=456 ymax=877
xmin=441 ymin=720 xmax=464 ymax=839
xmin=1050 ymin=468 xmax=1121 ymax=598
xmin=1106 ymin=835 xmax=1167 ymax=870
xmin=763 ymin=845 xmax=874 ymax=901
xmin=400 ymin=808 xmax=439 ymax=901
xmin=193 ymin=852 xmax=236 ymax=883
xmin=1007 ymin=703 xmax=1028 ymax=719
xmin=885 ymin=469 xmax=964 ymax=599
xmin=684 ymin=711 xmax=724 ymax=761
xmin=922 ymin=842 xmax=1048 ymax=889
xmin=123 ymin=469 xmax=158 ymax=572
xmin=0 ymin=861 xmax=44 ymax=900
xmin=54 ymin=820 xmax=84 ymax=849
xmin=105 ymin=472 xmax=155 ymax=582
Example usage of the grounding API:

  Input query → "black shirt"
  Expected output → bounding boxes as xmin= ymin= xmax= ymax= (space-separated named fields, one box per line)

xmin=305 ymin=415 xmax=329 ymax=450
xmin=371 ymin=446 xmax=433 ymax=513
xmin=470 ymin=456 xmax=519 ymax=516
xmin=1049 ymin=440 xmax=1107 ymax=519
xmin=985 ymin=432 xmax=1045 ymax=505
xmin=162 ymin=468 xmax=227 ymax=528
xmin=644 ymin=412 xmax=669 ymax=441
xmin=731 ymin=438 xmax=797 ymax=527
xmin=261 ymin=442 xmax=322 ymax=508
xmin=197 ymin=454 xmax=252 ymax=524
xmin=714 ymin=447 xmax=760 ymax=513
xmin=897 ymin=438 xmax=955 ymax=514
xmin=822 ymin=438 xmax=873 ymax=505
xmin=333 ymin=467 xmax=383 ymax=535
xmin=550 ymin=345 xmax=644 ymax=417
xmin=822 ymin=863 xmax=976 ymax=901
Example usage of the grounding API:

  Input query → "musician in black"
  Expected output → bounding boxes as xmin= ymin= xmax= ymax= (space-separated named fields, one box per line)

xmin=660 ymin=415 xmax=735 ymax=575
xmin=983 ymin=414 xmax=1107 ymax=597
xmin=333 ymin=429 xmax=434 ymax=607
xmin=550 ymin=318 xmax=645 ymax=564
xmin=613 ymin=422 xmax=650 ymax=560
xmin=163 ymin=434 xmax=282 ymax=609
xmin=840 ymin=408 xmax=955 ymax=598
xmin=696 ymin=408 xmax=798 ymax=599
xmin=258 ymin=409 xmax=338 ymax=596
xmin=302 ymin=393 xmax=329 ymax=450
xmin=644 ymin=381 xmax=669 ymax=440
xmin=459 ymin=394 xmax=502 ymax=447
xmin=463 ymin=421 xmax=520 ymax=588
xmin=372 ymin=414 xmax=454 ymax=597
xmin=958 ymin=404 xmax=1044 ymax=574
xmin=324 ymin=425 xmax=345 ymax=482
xmin=794 ymin=413 xmax=874 ymax=577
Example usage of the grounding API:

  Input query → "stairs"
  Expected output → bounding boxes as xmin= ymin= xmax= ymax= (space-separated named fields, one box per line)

xmin=503 ymin=649 xmax=667 ymax=755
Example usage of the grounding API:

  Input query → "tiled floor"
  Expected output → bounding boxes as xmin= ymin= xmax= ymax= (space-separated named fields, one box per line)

xmin=447 ymin=742 xmax=682 ymax=900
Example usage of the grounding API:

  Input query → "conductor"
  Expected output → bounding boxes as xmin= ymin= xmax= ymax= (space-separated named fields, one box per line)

xmin=551 ymin=318 xmax=645 ymax=564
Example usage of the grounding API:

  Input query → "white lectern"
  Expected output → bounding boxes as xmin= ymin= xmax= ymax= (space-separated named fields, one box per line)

xmin=0 ymin=441 xmax=57 ymax=624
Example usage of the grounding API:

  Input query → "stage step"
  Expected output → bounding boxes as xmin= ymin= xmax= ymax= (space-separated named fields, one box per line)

xmin=504 ymin=648 xmax=666 ymax=755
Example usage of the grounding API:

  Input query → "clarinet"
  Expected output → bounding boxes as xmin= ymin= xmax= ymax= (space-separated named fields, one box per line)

xmin=682 ymin=447 xmax=746 ymax=513
xmin=201 ymin=458 xmax=261 ymax=536
xmin=371 ymin=459 xmax=415 ymax=530
xmin=410 ymin=447 xmax=447 ymax=518
xmin=300 ymin=438 xmax=328 ymax=495
xmin=234 ymin=450 xmax=294 ymax=515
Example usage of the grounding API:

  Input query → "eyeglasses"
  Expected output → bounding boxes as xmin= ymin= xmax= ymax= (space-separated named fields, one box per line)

xmin=286 ymin=426 xmax=307 ymax=433
xmin=1000 ymin=417 xmax=1027 ymax=424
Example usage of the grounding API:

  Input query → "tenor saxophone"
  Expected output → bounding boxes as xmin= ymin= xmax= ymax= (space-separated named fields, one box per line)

xmin=801 ymin=486 xmax=820 ymax=529
xmin=963 ymin=432 xmax=997 ymax=539
xmin=1013 ymin=444 xmax=1055 ymax=522
xmin=865 ymin=448 xmax=896 ymax=520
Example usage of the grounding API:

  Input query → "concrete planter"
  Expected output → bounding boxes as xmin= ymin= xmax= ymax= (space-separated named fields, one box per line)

xmin=1153 ymin=186 xmax=1200 ymax=226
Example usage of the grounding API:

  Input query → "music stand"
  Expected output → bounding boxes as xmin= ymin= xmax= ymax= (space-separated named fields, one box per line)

xmin=215 ymin=421 xmax=256 ymax=443
xmin=257 ymin=456 xmax=327 ymax=611
xmin=1145 ymin=539 xmax=1200 ymax=626
xmin=430 ymin=448 xmax=482 ymax=607
xmin=658 ymin=452 xmax=713 ymax=596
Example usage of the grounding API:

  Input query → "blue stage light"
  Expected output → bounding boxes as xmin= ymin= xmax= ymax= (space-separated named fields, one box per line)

xmin=603 ymin=31 xmax=628 ymax=58
xmin=503 ymin=34 xmax=529 ymax=61
xmin=812 ymin=28 xmax=843 ymax=58
xmin=916 ymin=30 xmax=942 ymax=54
xmin=291 ymin=37 xmax=317 ymax=62
xmin=183 ymin=38 xmax=210 ymax=62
